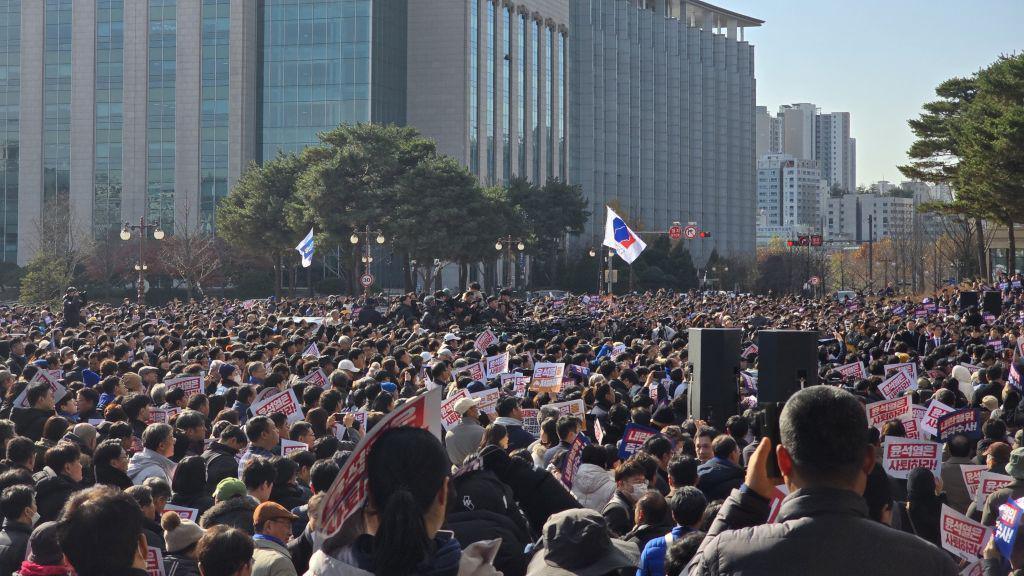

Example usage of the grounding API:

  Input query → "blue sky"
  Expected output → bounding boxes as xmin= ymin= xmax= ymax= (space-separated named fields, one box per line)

xmin=725 ymin=0 xmax=1024 ymax=187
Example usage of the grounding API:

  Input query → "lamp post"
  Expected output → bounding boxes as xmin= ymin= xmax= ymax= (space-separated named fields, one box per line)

xmin=495 ymin=235 xmax=525 ymax=290
xmin=588 ymin=247 xmax=600 ymax=293
xmin=120 ymin=216 xmax=165 ymax=306
xmin=350 ymin=225 xmax=385 ymax=296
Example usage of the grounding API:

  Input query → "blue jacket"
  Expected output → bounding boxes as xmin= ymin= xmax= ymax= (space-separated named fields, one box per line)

xmin=637 ymin=525 xmax=693 ymax=576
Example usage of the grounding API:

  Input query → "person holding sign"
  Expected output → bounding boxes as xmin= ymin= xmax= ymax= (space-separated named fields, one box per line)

xmin=444 ymin=398 xmax=485 ymax=467
xmin=978 ymin=447 xmax=1024 ymax=527
xmin=686 ymin=386 xmax=956 ymax=575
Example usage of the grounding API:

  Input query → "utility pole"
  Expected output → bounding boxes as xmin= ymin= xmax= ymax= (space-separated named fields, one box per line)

xmin=868 ymin=214 xmax=874 ymax=291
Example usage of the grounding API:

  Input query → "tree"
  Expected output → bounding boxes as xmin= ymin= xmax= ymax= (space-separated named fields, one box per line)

xmin=217 ymin=153 xmax=306 ymax=298
xmin=506 ymin=177 xmax=589 ymax=286
xmin=21 ymin=197 xmax=91 ymax=304
xmin=160 ymin=197 xmax=221 ymax=299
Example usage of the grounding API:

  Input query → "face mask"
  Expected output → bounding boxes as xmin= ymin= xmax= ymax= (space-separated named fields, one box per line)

xmin=145 ymin=345 xmax=154 ymax=353
xmin=631 ymin=482 xmax=648 ymax=501
xmin=30 ymin=511 xmax=40 ymax=526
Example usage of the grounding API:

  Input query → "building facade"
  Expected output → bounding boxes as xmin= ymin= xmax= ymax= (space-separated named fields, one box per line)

xmin=755 ymin=153 xmax=824 ymax=245
xmin=814 ymin=111 xmax=854 ymax=192
xmin=823 ymin=190 xmax=915 ymax=243
xmin=570 ymin=0 xmax=761 ymax=261
xmin=778 ymin=103 xmax=815 ymax=161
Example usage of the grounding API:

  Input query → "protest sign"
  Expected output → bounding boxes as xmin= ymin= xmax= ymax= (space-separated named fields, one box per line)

xmin=13 ymin=377 xmax=66 ymax=409
xmin=884 ymin=362 xmax=918 ymax=384
xmin=281 ymin=438 xmax=308 ymax=456
xmin=989 ymin=340 xmax=1005 ymax=353
xmin=865 ymin=396 xmax=912 ymax=430
xmin=485 ymin=353 xmax=509 ymax=379
xmin=521 ymin=408 xmax=541 ymax=437
xmin=317 ymin=388 xmax=441 ymax=538
xmin=995 ymin=497 xmax=1024 ymax=560
xmin=834 ymin=361 xmax=867 ymax=381
xmin=440 ymin=389 xmax=471 ymax=431
xmin=147 ymin=407 xmax=181 ymax=425
xmin=250 ymin=388 xmax=304 ymax=424
xmin=878 ymin=370 xmax=914 ymax=400
xmin=649 ymin=380 xmax=659 ymax=403
xmin=902 ymin=411 xmax=922 ymax=440
xmin=975 ymin=471 xmax=1013 ymax=508
xmin=163 ymin=503 xmax=199 ymax=522
xmin=881 ymin=436 xmax=941 ymax=479
xmin=453 ymin=361 xmax=486 ymax=382
xmin=164 ymin=375 xmax=203 ymax=399
xmin=921 ymin=399 xmax=956 ymax=438
xmin=470 ymin=387 xmax=500 ymax=416
xmin=302 ymin=342 xmax=320 ymax=357
xmin=961 ymin=464 xmax=987 ymax=501
xmin=767 ymin=485 xmax=790 ymax=524
xmin=532 ymin=362 xmax=565 ymax=394
xmin=547 ymin=399 xmax=587 ymax=430
xmin=302 ymin=368 xmax=329 ymax=388
xmin=962 ymin=363 xmax=983 ymax=375
xmin=937 ymin=408 xmax=982 ymax=442
xmin=474 ymin=329 xmax=498 ymax=352
xmin=146 ymin=546 xmax=167 ymax=576
xmin=593 ymin=418 xmax=605 ymax=445
xmin=742 ymin=344 xmax=759 ymax=358
xmin=560 ymin=435 xmax=587 ymax=489
xmin=940 ymin=504 xmax=990 ymax=561
xmin=618 ymin=423 xmax=660 ymax=461
xmin=611 ymin=343 xmax=626 ymax=357
xmin=961 ymin=559 xmax=983 ymax=576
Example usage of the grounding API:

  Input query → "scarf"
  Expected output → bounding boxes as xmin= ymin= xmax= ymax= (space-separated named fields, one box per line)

xmin=16 ymin=561 xmax=71 ymax=576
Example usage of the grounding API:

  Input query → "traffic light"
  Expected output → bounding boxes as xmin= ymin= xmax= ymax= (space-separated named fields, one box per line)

xmin=787 ymin=240 xmax=795 ymax=247
xmin=699 ymin=231 xmax=711 ymax=238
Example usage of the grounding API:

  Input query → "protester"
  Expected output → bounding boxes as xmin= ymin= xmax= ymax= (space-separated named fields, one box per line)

xmin=196 ymin=525 xmax=255 ymax=576
xmin=0 ymin=485 xmax=35 ymax=576
xmin=56 ymin=486 xmax=150 ymax=576
xmin=445 ymin=398 xmax=485 ymax=467
xmin=637 ymin=487 xmax=707 ymax=576
xmin=161 ymin=511 xmax=205 ymax=576
xmin=251 ymin=501 xmax=298 ymax=576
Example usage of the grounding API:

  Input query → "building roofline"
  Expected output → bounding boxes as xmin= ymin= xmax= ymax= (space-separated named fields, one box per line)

xmin=686 ymin=0 xmax=764 ymax=27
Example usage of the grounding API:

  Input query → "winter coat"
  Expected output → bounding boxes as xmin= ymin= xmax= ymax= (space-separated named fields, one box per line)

xmin=624 ymin=520 xmax=676 ymax=552
xmin=94 ymin=462 xmax=133 ymax=490
xmin=445 ymin=417 xmax=485 ymax=467
xmin=34 ymin=472 xmax=81 ymax=523
xmin=696 ymin=457 xmax=744 ymax=503
xmin=602 ymin=491 xmax=635 ymax=538
xmin=201 ymin=442 xmax=240 ymax=495
xmin=199 ymin=495 xmax=257 ymax=535
xmin=686 ymin=486 xmax=958 ymax=576
xmin=163 ymin=553 xmax=201 ymax=576
xmin=491 ymin=417 xmax=534 ymax=452
xmin=169 ymin=492 xmax=215 ymax=519
xmin=127 ymin=448 xmax=176 ymax=485
xmin=570 ymin=463 xmax=615 ymax=511
xmin=0 ymin=520 xmax=31 ymax=576
xmin=638 ymin=525 xmax=697 ymax=576
xmin=252 ymin=536 xmax=296 ymax=576
xmin=479 ymin=447 xmax=579 ymax=536
xmin=446 ymin=510 xmax=530 ymax=576
xmin=271 ymin=483 xmax=307 ymax=513
xmin=304 ymin=532 xmax=503 ymax=576
xmin=940 ymin=455 xmax=974 ymax=515
xmin=11 ymin=408 xmax=51 ymax=442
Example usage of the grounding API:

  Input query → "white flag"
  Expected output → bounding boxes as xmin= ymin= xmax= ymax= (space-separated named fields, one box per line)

xmin=603 ymin=206 xmax=647 ymax=264
xmin=295 ymin=227 xmax=314 ymax=268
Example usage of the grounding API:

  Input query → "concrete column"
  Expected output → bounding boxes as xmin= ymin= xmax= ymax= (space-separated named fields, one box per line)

xmin=476 ymin=0 xmax=487 ymax=182
xmin=550 ymin=26 xmax=560 ymax=180
xmin=727 ymin=18 xmax=737 ymax=40
xmin=175 ymin=0 xmax=201 ymax=232
xmin=523 ymin=13 xmax=534 ymax=183
xmin=493 ymin=1 xmax=505 ymax=184
xmin=122 ymin=0 xmax=149 ymax=224
xmin=16 ymin=1 xmax=43 ymax=264
xmin=229 ymin=0 xmax=258 ymax=189
xmin=70 ymin=0 xmax=96 ymax=239
xmin=536 ymin=18 xmax=547 ymax=184
xmin=509 ymin=6 xmax=523 ymax=178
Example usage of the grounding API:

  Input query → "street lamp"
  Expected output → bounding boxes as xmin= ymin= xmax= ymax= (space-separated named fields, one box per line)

xmin=495 ymin=235 xmax=525 ymax=290
xmin=120 ymin=216 xmax=165 ymax=306
xmin=350 ymin=225 xmax=385 ymax=295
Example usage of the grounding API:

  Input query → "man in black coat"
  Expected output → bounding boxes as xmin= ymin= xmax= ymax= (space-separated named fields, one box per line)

xmin=0 ymin=485 xmax=35 ymax=576
xmin=696 ymin=435 xmax=744 ymax=503
xmin=33 ymin=443 xmax=83 ymax=523
xmin=11 ymin=383 xmax=55 ymax=442
xmin=479 ymin=445 xmax=579 ymax=536
xmin=201 ymin=425 xmax=247 ymax=495
xmin=61 ymin=287 xmax=86 ymax=329
xmin=448 ymin=467 xmax=532 ymax=576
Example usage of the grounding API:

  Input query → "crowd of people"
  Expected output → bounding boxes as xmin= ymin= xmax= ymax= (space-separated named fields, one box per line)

xmin=0 ymin=279 xmax=1021 ymax=575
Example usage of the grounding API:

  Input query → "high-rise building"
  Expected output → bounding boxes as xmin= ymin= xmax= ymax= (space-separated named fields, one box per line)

xmin=755 ymin=153 xmax=824 ymax=245
xmin=570 ymin=0 xmax=762 ymax=260
xmin=778 ymin=103 xmax=816 ymax=161
xmin=815 ymin=111 xmax=853 ymax=192
xmin=824 ymin=189 xmax=915 ymax=243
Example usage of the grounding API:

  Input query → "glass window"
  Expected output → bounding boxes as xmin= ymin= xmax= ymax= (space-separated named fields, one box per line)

xmin=147 ymin=0 xmax=176 ymax=229
xmin=502 ymin=5 xmax=510 ymax=183
xmin=485 ymin=1 xmax=494 ymax=183
xmin=94 ymin=0 xmax=124 ymax=237
xmin=0 ymin=0 xmax=19 ymax=260
xmin=469 ymin=0 xmax=478 ymax=174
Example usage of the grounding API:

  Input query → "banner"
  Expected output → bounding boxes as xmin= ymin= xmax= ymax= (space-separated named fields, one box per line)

xmin=532 ymin=363 xmax=566 ymax=394
xmin=940 ymin=504 xmax=991 ymax=561
xmin=884 ymin=362 xmax=918 ymax=384
xmin=250 ymin=388 xmax=304 ymax=424
xmin=485 ymin=353 xmax=509 ymax=379
xmin=474 ymin=329 xmax=498 ymax=353
xmin=881 ymin=436 xmax=941 ymax=479
xmin=560 ymin=435 xmax=587 ymax=489
xmin=302 ymin=368 xmax=329 ymax=388
xmin=878 ymin=370 xmax=915 ymax=400
xmin=521 ymin=408 xmax=541 ymax=437
xmin=546 ymin=399 xmax=587 ymax=430
xmin=921 ymin=399 xmax=956 ymax=438
xmin=866 ymin=396 xmax=912 ymax=430
xmin=147 ymin=407 xmax=181 ymax=425
xmin=163 ymin=503 xmax=199 ymax=522
xmin=317 ymin=388 xmax=442 ymax=538
xmin=440 ymin=389 xmax=471 ymax=431
xmin=995 ymin=497 xmax=1024 ymax=560
xmin=164 ymin=375 xmax=203 ymax=399
xmin=453 ymin=362 xmax=486 ymax=382
xmin=961 ymin=464 xmax=988 ymax=501
xmin=469 ymin=387 xmax=500 ymax=416
xmin=834 ymin=361 xmax=867 ymax=381
xmin=280 ymin=438 xmax=308 ymax=456
xmin=937 ymin=408 xmax=982 ymax=442
xmin=975 ymin=471 xmax=1013 ymax=508
xmin=618 ymin=423 xmax=660 ymax=461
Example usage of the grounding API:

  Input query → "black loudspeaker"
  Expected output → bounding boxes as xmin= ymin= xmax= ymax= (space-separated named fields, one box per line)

xmin=960 ymin=291 xmax=978 ymax=312
xmin=983 ymin=291 xmax=1002 ymax=316
xmin=757 ymin=330 xmax=819 ymax=404
xmin=687 ymin=328 xmax=741 ymax=429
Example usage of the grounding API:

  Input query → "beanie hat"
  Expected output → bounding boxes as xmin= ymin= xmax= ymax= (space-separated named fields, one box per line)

xmin=25 ymin=521 xmax=63 ymax=566
xmin=161 ymin=511 xmax=205 ymax=554
xmin=82 ymin=369 xmax=100 ymax=388
xmin=219 ymin=363 xmax=237 ymax=380
xmin=214 ymin=477 xmax=248 ymax=502
xmin=982 ymin=395 xmax=1000 ymax=413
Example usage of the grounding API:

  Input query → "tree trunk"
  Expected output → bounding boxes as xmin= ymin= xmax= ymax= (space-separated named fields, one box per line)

xmin=975 ymin=218 xmax=987 ymax=280
xmin=275 ymin=253 xmax=283 ymax=299
xmin=289 ymin=265 xmax=297 ymax=297
xmin=402 ymin=252 xmax=412 ymax=293
xmin=459 ymin=263 xmax=468 ymax=291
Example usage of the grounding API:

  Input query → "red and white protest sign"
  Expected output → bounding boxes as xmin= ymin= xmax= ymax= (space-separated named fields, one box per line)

xmin=302 ymin=368 xmax=329 ymax=388
xmin=453 ymin=361 xmax=486 ymax=382
xmin=974 ymin=471 xmax=1013 ymax=507
xmin=940 ymin=504 xmax=991 ymax=561
xmin=521 ymin=408 xmax=540 ymax=437
xmin=14 ymin=376 xmax=66 ymax=409
xmin=921 ymin=399 xmax=956 ymax=438
xmin=281 ymin=438 xmax=308 ymax=456
xmin=146 ymin=546 xmax=167 ymax=576
xmin=878 ymin=370 xmax=914 ymax=400
xmin=882 ymin=436 xmax=941 ymax=479
xmin=742 ymin=344 xmax=759 ymax=358
xmin=470 ymin=387 xmax=500 ymax=416
xmin=902 ymin=411 xmax=922 ymax=440
xmin=961 ymin=464 xmax=988 ymax=501
xmin=532 ymin=363 xmax=565 ymax=394
xmin=884 ymin=362 xmax=919 ymax=383
xmin=474 ymin=329 xmax=498 ymax=352
xmin=147 ymin=407 xmax=181 ymax=425
xmin=163 ymin=503 xmax=199 ymax=522
xmin=485 ymin=353 xmax=509 ymax=379
xmin=440 ymin=389 xmax=471 ymax=431
xmin=560 ymin=435 xmax=587 ymax=489
xmin=164 ymin=375 xmax=203 ymax=399
xmin=547 ymin=398 xmax=587 ymax=430
xmin=593 ymin=418 xmax=605 ymax=444
xmin=317 ymin=387 xmax=442 ymax=538
xmin=250 ymin=388 xmax=304 ymax=424
xmin=767 ymin=484 xmax=790 ymax=523
xmin=866 ymin=396 xmax=912 ymax=430
xmin=961 ymin=559 xmax=983 ymax=576
xmin=501 ymin=373 xmax=530 ymax=398
xmin=834 ymin=361 xmax=867 ymax=381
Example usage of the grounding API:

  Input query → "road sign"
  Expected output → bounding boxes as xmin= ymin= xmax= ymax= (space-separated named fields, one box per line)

xmin=683 ymin=225 xmax=698 ymax=239
xmin=809 ymin=276 xmax=820 ymax=286
xmin=668 ymin=225 xmax=682 ymax=240
xmin=810 ymin=235 xmax=823 ymax=247
xmin=359 ymin=274 xmax=374 ymax=288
